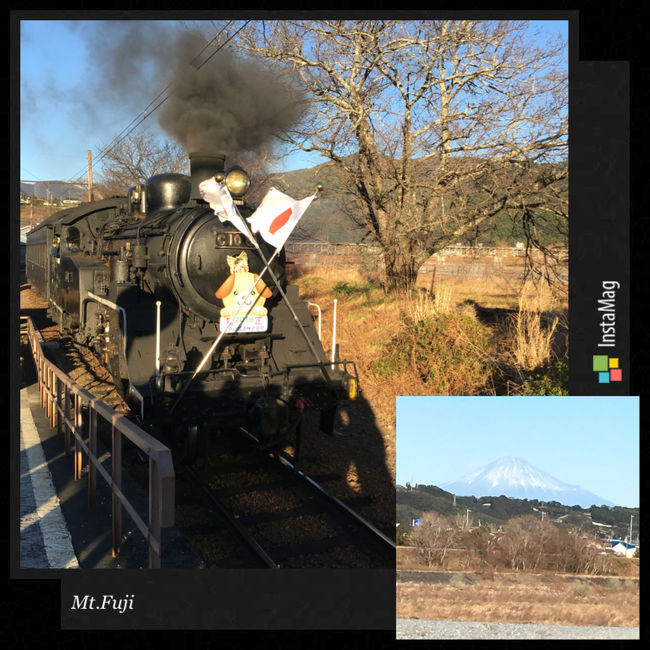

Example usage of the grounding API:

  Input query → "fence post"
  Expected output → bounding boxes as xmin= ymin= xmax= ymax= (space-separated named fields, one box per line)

xmin=54 ymin=375 xmax=61 ymax=431
xmin=49 ymin=368 xmax=54 ymax=422
xmin=47 ymin=367 xmax=51 ymax=417
xmin=74 ymin=393 xmax=82 ymax=480
xmin=63 ymin=384 xmax=71 ymax=454
xmin=112 ymin=423 xmax=122 ymax=557
xmin=50 ymin=373 xmax=57 ymax=428
xmin=88 ymin=407 xmax=97 ymax=508
xmin=149 ymin=457 xmax=161 ymax=569
xmin=39 ymin=357 xmax=44 ymax=409
xmin=45 ymin=367 xmax=50 ymax=420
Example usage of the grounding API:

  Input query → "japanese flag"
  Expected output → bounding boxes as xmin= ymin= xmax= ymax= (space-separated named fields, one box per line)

xmin=247 ymin=187 xmax=316 ymax=250
xmin=199 ymin=177 xmax=256 ymax=245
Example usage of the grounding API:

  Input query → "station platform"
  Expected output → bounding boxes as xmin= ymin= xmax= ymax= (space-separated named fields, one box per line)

xmin=19 ymin=351 xmax=203 ymax=570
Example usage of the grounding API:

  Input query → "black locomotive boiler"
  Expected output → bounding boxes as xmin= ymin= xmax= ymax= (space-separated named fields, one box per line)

xmin=25 ymin=152 xmax=358 ymax=460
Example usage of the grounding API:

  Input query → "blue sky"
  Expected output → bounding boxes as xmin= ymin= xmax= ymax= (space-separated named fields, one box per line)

xmin=396 ymin=396 xmax=639 ymax=507
xmin=19 ymin=18 xmax=568 ymax=184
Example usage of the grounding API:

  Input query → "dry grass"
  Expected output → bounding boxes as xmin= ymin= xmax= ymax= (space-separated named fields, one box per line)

xmin=511 ymin=311 xmax=558 ymax=371
xmin=287 ymin=262 xmax=569 ymax=486
xmin=407 ymin=285 xmax=454 ymax=320
xmin=415 ymin=268 xmax=527 ymax=310
xmin=396 ymin=573 xmax=639 ymax=627
xmin=509 ymin=281 xmax=563 ymax=371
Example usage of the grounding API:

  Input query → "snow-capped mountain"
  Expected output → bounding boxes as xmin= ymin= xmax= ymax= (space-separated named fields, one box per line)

xmin=439 ymin=456 xmax=615 ymax=508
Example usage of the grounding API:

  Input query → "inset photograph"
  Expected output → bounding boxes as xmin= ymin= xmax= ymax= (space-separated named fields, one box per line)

xmin=396 ymin=396 xmax=639 ymax=641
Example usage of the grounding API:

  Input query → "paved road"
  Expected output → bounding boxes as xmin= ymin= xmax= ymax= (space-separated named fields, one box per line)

xmin=396 ymin=618 xmax=639 ymax=640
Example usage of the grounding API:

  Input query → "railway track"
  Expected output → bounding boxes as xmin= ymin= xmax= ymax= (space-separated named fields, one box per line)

xmin=22 ymin=288 xmax=395 ymax=568
xmin=181 ymin=434 xmax=395 ymax=568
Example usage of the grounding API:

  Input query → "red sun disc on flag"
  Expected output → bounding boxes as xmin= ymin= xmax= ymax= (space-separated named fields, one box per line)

xmin=269 ymin=208 xmax=292 ymax=234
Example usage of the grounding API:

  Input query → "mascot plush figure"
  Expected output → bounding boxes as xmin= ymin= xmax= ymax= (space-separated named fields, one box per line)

xmin=215 ymin=252 xmax=272 ymax=328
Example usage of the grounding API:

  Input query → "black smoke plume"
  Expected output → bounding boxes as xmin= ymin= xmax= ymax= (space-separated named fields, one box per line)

xmin=159 ymin=30 xmax=304 ymax=155
xmin=78 ymin=22 xmax=304 ymax=158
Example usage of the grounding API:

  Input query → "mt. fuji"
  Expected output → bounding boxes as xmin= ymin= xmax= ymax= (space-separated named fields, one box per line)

xmin=439 ymin=457 xmax=615 ymax=508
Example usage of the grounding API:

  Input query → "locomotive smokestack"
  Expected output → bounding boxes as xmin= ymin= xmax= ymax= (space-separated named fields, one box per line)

xmin=189 ymin=152 xmax=226 ymax=201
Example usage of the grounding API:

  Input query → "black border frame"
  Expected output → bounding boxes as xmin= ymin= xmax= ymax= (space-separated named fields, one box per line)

xmin=10 ymin=6 xmax=643 ymax=640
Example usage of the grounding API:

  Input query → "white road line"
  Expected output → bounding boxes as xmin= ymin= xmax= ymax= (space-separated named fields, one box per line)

xmin=20 ymin=392 xmax=79 ymax=569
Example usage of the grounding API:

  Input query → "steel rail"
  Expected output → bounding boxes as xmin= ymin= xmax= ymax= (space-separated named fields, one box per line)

xmin=181 ymin=464 xmax=279 ymax=569
xmin=239 ymin=425 xmax=394 ymax=557
xmin=273 ymin=451 xmax=396 ymax=552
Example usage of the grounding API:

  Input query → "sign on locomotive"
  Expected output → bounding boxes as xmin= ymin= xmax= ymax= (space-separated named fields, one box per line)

xmin=25 ymin=152 xmax=358 ymax=462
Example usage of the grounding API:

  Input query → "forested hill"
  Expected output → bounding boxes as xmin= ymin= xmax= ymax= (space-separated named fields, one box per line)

xmin=397 ymin=484 xmax=637 ymax=541
xmin=268 ymin=156 xmax=567 ymax=246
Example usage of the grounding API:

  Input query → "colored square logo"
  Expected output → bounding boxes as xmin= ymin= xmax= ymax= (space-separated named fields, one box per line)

xmin=593 ymin=355 xmax=609 ymax=372
xmin=593 ymin=355 xmax=623 ymax=382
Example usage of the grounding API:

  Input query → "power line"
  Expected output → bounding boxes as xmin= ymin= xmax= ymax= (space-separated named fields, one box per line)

xmin=65 ymin=21 xmax=233 ymax=183
xmin=21 ymin=168 xmax=42 ymax=182
xmin=20 ymin=180 xmax=87 ymax=185
xmin=65 ymin=20 xmax=247 ymax=185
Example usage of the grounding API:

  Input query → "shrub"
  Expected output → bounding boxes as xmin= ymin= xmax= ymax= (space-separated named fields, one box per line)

xmin=449 ymin=574 xmax=467 ymax=589
xmin=571 ymin=581 xmax=593 ymax=598
xmin=372 ymin=312 xmax=496 ymax=395
xmin=556 ymin=528 xmax=613 ymax=575
xmin=332 ymin=280 xmax=374 ymax=297
xmin=519 ymin=359 xmax=569 ymax=396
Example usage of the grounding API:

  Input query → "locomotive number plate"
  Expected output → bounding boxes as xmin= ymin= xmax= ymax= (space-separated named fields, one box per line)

xmin=215 ymin=232 xmax=254 ymax=248
xmin=220 ymin=314 xmax=268 ymax=333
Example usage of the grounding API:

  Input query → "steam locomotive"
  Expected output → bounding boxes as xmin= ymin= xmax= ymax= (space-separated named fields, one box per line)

xmin=25 ymin=152 xmax=358 ymax=461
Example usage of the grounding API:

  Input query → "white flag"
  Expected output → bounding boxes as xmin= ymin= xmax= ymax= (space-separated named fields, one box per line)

xmin=247 ymin=187 xmax=316 ymax=250
xmin=199 ymin=177 xmax=256 ymax=244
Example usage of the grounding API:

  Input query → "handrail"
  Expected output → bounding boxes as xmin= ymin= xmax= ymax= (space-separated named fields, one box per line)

xmin=84 ymin=292 xmax=144 ymax=420
xmin=21 ymin=315 xmax=175 ymax=568
xmin=307 ymin=302 xmax=321 ymax=341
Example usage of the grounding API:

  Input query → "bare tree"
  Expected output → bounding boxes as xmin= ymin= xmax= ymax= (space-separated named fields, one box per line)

xmin=558 ymin=528 xmax=612 ymax=575
xmin=409 ymin=512 xmax=458 ymax=568
xmin=463 ymin=523 xmax=498 ymax=567
xmin=234 ymin=20 xmax=568 ymax=291
xmin=499 ymin=514 xmax=560 ymax=571
xmin=98 ymin=131 xmax=189 ymax=196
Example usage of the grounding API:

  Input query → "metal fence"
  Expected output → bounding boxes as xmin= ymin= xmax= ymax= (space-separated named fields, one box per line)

xmin=22 ymin=316 xmax=175 ymax=568
xmin=286 ymin=242 xmax=568 ymax=265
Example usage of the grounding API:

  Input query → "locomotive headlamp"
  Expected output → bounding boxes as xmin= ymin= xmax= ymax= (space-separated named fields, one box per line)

xmin=225 ymin=168 xmax=251 ymax=197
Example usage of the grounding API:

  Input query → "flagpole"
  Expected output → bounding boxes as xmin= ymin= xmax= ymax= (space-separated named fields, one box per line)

xmin=170 ymin=248 xmax=280 ymax=413
xmin=226 ymin=187 xmax=334 ymax=384
xmin=171 ymin=181 xmax=332 ymax=414
xmin=248 ymin=237 xmax=334 ymax=385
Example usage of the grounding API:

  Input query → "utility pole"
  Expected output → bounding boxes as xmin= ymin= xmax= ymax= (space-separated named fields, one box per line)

xmin=88 ymin=150 xmax=94 ymax=202
xmin=629 ymin=515 xmax=634 ymax=544
xmin=466 ymin=509 xmax=471 ymax=528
